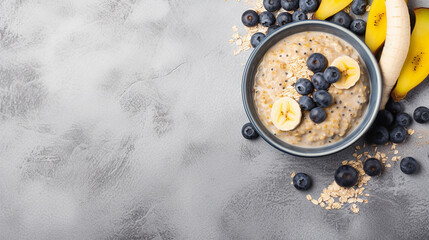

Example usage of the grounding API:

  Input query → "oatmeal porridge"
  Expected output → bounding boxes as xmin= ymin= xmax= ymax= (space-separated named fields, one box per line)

xmin=253 ymin=32 xmax=369 ymax=147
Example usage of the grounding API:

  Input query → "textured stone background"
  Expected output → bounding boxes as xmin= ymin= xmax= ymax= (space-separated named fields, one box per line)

xmin=0 ymin=0 xmax=428 ymax=239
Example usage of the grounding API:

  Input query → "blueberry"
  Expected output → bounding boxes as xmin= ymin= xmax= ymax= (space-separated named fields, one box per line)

xmin=395 ymin=112 xmax=412 ymax=127
xmin=266 ymin=25 xmax=280 ymax=35
xmin=299 ymin=0 xmax=319 ymax=13
xmin=242 ymin=123 xmax=259 ymax=140
xmin=375 ymin=110 xmax=394 ymax=127
xmin=276 ymin=12 xmax=293 ymax=26
xmin=389 ymin=126 xmax=407 ymax=143
xmin=413 ymin=106 xmax=429 ymax=123
xmin=323 ymin=66 xmax=341 ymax=83
xmin=295 ymin=78 xmax=314 ymax=95
xmin=363 ymin=158 xmax=382 ymax=176
xmin=259 ymin=11 xmax=276 ymax=27
xmin=263 ymin=0 xmax=281 ymax=12
xmin=400 ymin=157 xmax=419 ymax=174
xmin=281 ymin=0 xmax=299 ymax=11
xmin=331 ymin=11 xmax=352 ymax=29
xmin=293 ymin=173 xmax=312 ymax=190
xmin=386 ymin=99 xmax=403 ymax=114
xmin=307 ymin=53 xmax=328 ymax=73
xmin=292 ymin=10 xmax=307 ymax=22
xmin=309 ymin=107 xmax=326 ymax=123
xmin=299 ymin=96 xmax=316 ymax=111
xmin=351 ymin=0 xmax=367 ymax=15
xmin=366 ymin=125 xmax=389 ymax=145
xmin=250 ymin=32 xmax=266 ymax=48
xmin=313 ymin=90 xmax=332 ymax=108
xmin=312 ymin=72 xmax=330 ymax=90
xmin=334 ymin=165 xmax=358 ymax=187
xmin=350 ymin=19 xmax=366 ymax=35
xmin=242 ymin=10 xmax=259 ymax=27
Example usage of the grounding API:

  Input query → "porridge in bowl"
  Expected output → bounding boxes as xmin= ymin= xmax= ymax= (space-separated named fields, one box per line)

xmin=253 ymin=32 xmax=369 ymax=147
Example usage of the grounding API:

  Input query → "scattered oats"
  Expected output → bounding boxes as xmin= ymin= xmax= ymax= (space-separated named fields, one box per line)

xmin=342 ymin=160 xmax=348 ymax=165
xmin=418 ymin=136 xmax=423 ymax=139
xmin=232 ymin=25 xmax=238 ymax=32
xmin=381 ymin=153 xmax=386 ymax=158
xmin=391 ymin=156 xmax=398 ymax=162
xmin=311 ymin=199 xmax=319 ymax=205
xmin=365 ymin=193 xmax=370 ymax=197
xmin=355 ymin=145 xmax=361 ymax=150
xmin=391 ymin=143 xmax=397 ymax=150
xmin=357 ymin=198 xmax=364 ymax=203
xmin=351 ymin=204 xmax=360 ymax=214
xmin=291 ymin=181 xmax=293 ymax=185
xmin=320 ymin=202 xmax=326 ymax=208
xmin=381 ymin=158 xmax=387 ymax=164
xmin=397 ymin=156 xmax=402 ymax=160
xmin=364 ymin=199 xmax=368 ymax=204
xmin=394 ymin=150 xmax=399 ymax=155
xmin=408 ymin=129 xmax=415 ymax=135
xmin=291 ymin=172 xmax=296 ymax=178
xmin=325 ymin=206 xmax=332 ymax=210
xmin=374 ymin=147 xmax=378 ymax=153
xmin=357 ymin=154 xmax=362 ymax=160
xmin=385 ymin=163 xmax=391 ymax=168
xmin=306 ymin=194 xmax=312 ymax=201
xmin=228 ymin=39 xmax=234 ymax=43
xmin=366 ymin=5 xmax=371 ymax=12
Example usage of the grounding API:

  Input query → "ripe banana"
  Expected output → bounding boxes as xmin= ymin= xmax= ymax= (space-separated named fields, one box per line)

xmin=270 ymin=97 xmax=302 ymax=131
xmin=332 ymin=56 xmax=361 ymax=89
xmin=391 ymin=8 xmax=429 ymax=101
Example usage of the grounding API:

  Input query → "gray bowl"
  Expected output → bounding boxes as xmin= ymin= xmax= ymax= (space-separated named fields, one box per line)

xmin=242 ymin=20 xmax=382 ymax=157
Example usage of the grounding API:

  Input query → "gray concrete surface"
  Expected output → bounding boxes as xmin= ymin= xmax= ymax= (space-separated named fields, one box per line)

xmin=0 ymin=0 xmax=428 ymax=239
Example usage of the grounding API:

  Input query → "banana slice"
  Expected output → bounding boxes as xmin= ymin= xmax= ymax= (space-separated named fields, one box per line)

xmin=332 ymin=56 xmax=361 ymax=89
xmin=270 ymin=97 xmax=302 ymax=131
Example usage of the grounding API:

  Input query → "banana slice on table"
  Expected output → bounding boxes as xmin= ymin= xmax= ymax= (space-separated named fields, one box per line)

xmin=332 ymin=56 xmax=361 ymax=89
xmin=270 ymin=97 xmax=302 ymax=131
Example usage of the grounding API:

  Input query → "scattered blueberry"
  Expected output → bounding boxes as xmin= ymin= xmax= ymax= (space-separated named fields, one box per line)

xmin=351 ymin=0 xmax=368 ymax=15
xmin=250 ymin=32 xmax=266 ymax=48
xmin=292 ymin=10 xmax=307 ymax=22
xmin=310 ymin=107 xmax=326 ymax=123
xmin=293 ymin=173 xmax=312 ymax=190
xmin=299 ymin=96 xmax=316 ymax=111
xmin=299 ymin=0 xmax=319 ymax=13
xmin=395 ymin=112 xmax=412 ymax=127
xmin=313 ymin=90 xmax=333 ymax=108
xmin=295 ymin=78 xmax=314 ymax=95
xmin=331 ymin=11 xmax=352 ymax=29
xmin=281 ymin=0 xmax=299 ymax=11
xmin=334 ymin=165 xmax=358 ymax=187
xmin=266 ymin=25 xmax=280 ymax=35
xmin=413 ymin=106 xmax=429 ymax=123
xmin=366 ymin=125 xmax=389 ymax=145
xmin=323 ymin=66 xmax=341 ymax=83
xmin=259 ymin=11 xmax=276 ymax=27
xmin=276 ymin=12 xmax=293 ymax=26
xmin=242 ymin=123 xmax=259 ymax=140
xmin=386 ymin=99 xmax=404 ymax=114
xmin=242 ymin=10 xmax=259 ymax=27
xmin=350 ymin=19 xmax=366 ymax=35
xmin=312 ymin=72 xmax=330 ymax=90
xmin=390 ymin=126 xmax=407 ymax=143
xmin=364 ymin=158 xmax=382 ymax=176
xmin=400 ymin=157 xmax=419 ymax=174
xmin=263 ymin=0 xmax=282 ymax=12
xmin=307 ymin=53 xmax=328 ymax=73
xmin=375 ymin=110 xmax=394 ymax=127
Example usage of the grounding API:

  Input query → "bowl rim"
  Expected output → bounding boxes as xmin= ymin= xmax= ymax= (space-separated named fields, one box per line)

xmin=242 ymin=20 xmax=382 ymax=158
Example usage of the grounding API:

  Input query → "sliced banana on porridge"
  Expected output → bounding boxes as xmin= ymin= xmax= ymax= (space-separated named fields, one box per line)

xmin=332 ymin=56 xmax=361 ymax=89
xmin=270 ymin=97 xmax=302 ymax=131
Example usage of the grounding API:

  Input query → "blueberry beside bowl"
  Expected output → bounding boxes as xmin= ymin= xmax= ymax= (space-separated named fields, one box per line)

xmin=242 ymin=21 xmax=382 ymax=157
